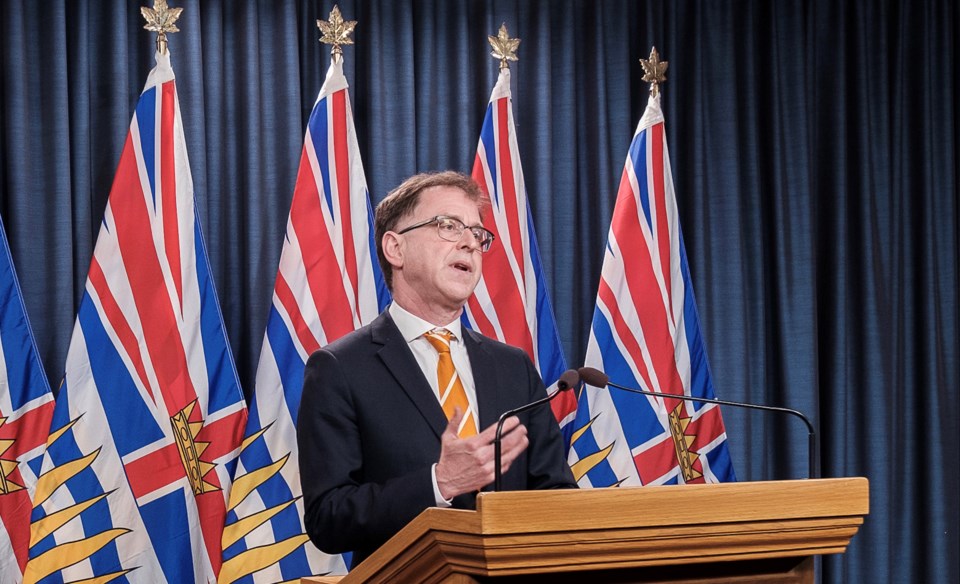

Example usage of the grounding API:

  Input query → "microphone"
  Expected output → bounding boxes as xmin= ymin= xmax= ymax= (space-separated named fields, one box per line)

xmin=493 ymin=369 xmax=580 ymax=491
xmin=577 ymin=366 xmax=819 ymax=479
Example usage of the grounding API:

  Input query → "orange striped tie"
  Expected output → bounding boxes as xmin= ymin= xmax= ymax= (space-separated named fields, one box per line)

xmin=423 ymin=330 xmax=478 ymax=438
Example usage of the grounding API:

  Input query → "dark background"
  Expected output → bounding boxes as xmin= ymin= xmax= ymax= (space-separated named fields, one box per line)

xmin=1 ymin=1 xmax=957 ymax=582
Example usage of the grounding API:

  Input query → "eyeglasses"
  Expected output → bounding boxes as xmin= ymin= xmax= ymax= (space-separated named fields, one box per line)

xmin=397 ymin=215 xmax=496 ymax=253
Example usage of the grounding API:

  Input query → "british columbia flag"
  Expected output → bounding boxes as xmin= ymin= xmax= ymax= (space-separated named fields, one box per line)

xmin=0 ymin=216 xmax=55 ymax=583
xmin=465 ymin=68 xmax=575 ymax=433
xmin=23 ymin=50 xmax=247 ymax=583
xmin=567 ymin=94 xmax=736 ymax=487
xmin=220 ymin=58 xmax=389 ymax=583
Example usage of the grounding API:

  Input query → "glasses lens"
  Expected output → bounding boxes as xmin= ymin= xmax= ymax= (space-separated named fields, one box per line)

xmin=433 ymin=216 xmax=494 ymax=252
xmin=469 ymin=227 xmax=493 ymax=252
xmin=436 ymin=217 xmax=462 ymax=242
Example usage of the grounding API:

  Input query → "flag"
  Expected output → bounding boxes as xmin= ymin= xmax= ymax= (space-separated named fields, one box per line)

xmin=567 ymin=94 xmax=736 ymax=487
xmin=220 ymin=58 xmax=389 ymax=582
xmin=0 ymin=216 xmax=55 ymax=583
xmin=23 ymin=50 xmax=247 ymax=583
xmin=465 ymin=67 xmax=576 ymax=433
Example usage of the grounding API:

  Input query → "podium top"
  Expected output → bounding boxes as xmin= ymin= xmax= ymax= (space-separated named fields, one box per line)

xmin=312 ymin=478 xmax=869 ymax=584
xmin=472 ymin=477 xmax=869 ymax=533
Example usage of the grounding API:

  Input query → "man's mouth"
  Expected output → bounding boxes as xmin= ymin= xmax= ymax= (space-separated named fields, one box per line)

xmin=451 ymin=261 xmax=472 ymax=273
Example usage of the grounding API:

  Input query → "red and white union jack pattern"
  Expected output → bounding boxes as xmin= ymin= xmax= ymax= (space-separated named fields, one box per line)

xmin=24 ymin=50 xmax=247 ymax=583
xmin=220 ymin=58 xmax=389 ymax=582
xmin=466 ymin=67 xmax=575 ymax=430
xmin=567 ymin=94 xmax=736 ymax=487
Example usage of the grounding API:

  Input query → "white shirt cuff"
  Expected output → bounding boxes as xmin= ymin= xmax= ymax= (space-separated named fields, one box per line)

xmin=431 ymin=463 xmax=453 ymax=507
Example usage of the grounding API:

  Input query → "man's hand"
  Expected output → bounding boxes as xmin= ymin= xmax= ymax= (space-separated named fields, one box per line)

xmin=435 ymin=408 xmax=529 ymax=500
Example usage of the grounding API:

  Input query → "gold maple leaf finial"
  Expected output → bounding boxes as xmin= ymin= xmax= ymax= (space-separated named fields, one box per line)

xmin=488 ymin=23 xmax=520 ymax=70
xmin=141 ymin=0 xmax=183 ymax=55
xmin=640 ymin=46 xmax=668 ymax=97
xmin=318 ymin=5 xmax=357 ymax=63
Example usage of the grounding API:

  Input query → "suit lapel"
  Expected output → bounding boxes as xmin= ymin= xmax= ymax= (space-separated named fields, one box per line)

xmin=464 ymin=328 xmax=501 ymax=430
xmin=372 ymin=311 xmax=449 ymax=439
xmin=465 ymin=329 xmax=512 ymax=495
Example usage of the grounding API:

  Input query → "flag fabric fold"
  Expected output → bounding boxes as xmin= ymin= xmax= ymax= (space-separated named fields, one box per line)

xmin=220 ymin=58 xmax=389 ymax=583
xmin=465 ymin=68 xmax=575 ymax=433
xmin=0 ymin=216 xmax=55 ymax=584
xmin=567 ymin=94 xmax=736 ymax=487
xmin=24 ymin=50 xmax=247 ymax=583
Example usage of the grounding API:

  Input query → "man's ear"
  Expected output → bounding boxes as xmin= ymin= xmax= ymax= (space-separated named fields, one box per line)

xmin=381 ymin=231 xmax=404 ymax=270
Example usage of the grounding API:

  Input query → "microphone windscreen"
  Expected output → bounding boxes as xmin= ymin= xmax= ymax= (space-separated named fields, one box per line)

xmin=577 ymin=366 xmax=608 ymax=388
xmin=556 ymin=369 xmax=580 ymax=391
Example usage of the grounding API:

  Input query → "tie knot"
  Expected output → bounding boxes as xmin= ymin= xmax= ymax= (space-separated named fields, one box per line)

xmin=423 ymin=329 xmax=454 ymax=354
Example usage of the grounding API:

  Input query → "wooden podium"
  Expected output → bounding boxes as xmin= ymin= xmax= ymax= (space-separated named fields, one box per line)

xmin=304 ymin=477 xmax=868 ymax=583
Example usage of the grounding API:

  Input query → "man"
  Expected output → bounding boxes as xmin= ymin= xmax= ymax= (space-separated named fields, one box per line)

xmin=298 ymin=171 xmax=576 ymax=567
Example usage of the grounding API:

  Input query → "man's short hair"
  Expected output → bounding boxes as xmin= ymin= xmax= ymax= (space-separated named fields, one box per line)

xmin=374 ymin=171 xmax=487 ymax=290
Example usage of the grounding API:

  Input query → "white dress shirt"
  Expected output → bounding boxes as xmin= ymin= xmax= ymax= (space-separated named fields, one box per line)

xmin=388 ymin=302 xmax=480 ymax=506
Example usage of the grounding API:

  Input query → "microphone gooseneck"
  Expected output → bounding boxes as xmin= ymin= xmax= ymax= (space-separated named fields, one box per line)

xmin=577 ymin=366 xmax=819 ymax=479
xmin=493 ymin=369 xmax=579 ymax=491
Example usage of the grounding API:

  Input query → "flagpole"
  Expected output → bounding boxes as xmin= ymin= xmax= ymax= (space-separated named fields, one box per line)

xmin=486 ymin=22 xmax=522 ymax=493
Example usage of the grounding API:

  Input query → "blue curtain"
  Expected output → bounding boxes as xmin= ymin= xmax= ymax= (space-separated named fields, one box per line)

xmin=1 ymin=1 xmax=956 ymax=582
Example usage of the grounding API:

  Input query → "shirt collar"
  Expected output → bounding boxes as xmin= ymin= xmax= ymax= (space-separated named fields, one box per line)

xmin=389 ymin=302 xmax=463 ymax=343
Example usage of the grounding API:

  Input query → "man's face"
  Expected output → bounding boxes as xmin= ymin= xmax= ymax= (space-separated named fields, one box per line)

xmin=391 ymin=186 xmax=485 ymax=316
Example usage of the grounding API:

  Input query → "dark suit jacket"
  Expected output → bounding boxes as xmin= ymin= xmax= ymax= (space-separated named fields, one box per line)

xmin=297 ymin=310 xmax=576 ymax=567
